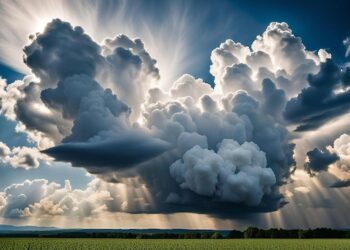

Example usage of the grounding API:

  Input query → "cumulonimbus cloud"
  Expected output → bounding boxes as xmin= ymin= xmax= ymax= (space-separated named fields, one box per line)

xmin=1 ymin=19 xmax=350 ymax=217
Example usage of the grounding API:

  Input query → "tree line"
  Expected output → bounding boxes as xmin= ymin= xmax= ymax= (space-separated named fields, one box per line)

xmin=1 ymin=227 xmax=350 ymax=238
xmin=242 ymin=227 xmax=350 ymax=239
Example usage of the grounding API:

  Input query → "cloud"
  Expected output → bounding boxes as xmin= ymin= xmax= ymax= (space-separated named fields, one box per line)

xmin=170 ymin=139 xmax=276 ymax=206
xmin=261 ymin=79 xmax=286 ymax=121
xmin=304 ymin=148 xmax=339 ymax=174
xmin=0 ymin=19 xmax=160 ymax=148
xmin=0 ymin=179 xmax=114 ymax=218
xmin=0 ymin=179 xmax=54 ymax=218
xmin=0 ymin=141 xmax=45 ymax=169
xmin=41 ymin=74 xmax=131 ymax=143
xmin=0 ymin=141 xmax=11 ymax=157
xmin=0 ymin=19 xmax=299 ymax=216
xmin=23 ymin=19 xmax=102 ymax=86
xmin=43 ymin=133 xmax=171 ymax=170
xmin=170 ymin=74 xmax=213 ymax=102
xmin=304 ymin=134 xmax=350 ymax=187
xmin=5 ymin=19 xmax=350 ymax=217
xmin=330 ymin=134 xmax=350 ymax=172
xmin=323 ymin=134 xmax=350 ymax=187
xmin=231 ymin=93 xmax=295 ymax=182
xmin=0 ymin=73 xmax=74 ymax=148
xmin=41 ymin=75 xmax=107 ymax=120
xmin=100 ymin=34 xmax=160 ymax=120
xmin=284 ymin=60 xmax=350 ymax=131
xmin=210 ymin=22 xmax=324 ymax=98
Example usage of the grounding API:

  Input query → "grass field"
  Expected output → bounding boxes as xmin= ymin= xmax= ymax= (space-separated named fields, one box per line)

xmin=0 ymin=238 xmax=349 ymax=250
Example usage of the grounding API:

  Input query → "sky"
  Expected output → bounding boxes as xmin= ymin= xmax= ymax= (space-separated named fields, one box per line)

xmin=0 ymin=0 xmax=350 ymax=230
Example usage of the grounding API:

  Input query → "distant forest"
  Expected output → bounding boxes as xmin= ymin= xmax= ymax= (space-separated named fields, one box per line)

xmin=1 ymin=228 xmax=350 ymax=239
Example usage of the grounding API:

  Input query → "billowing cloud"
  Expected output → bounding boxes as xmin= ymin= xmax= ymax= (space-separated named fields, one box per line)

xmin=284 ymin=60 xmax=350 ymax=131
xmin=23 ymin=19 xmax=102 ymax=86
xmin=330 ymin=134 xmax=350 ymax=173
xmin=100 ymin=34 xmax=160 ymax=120
xmin=261 ymin=79 xmax=287 ymax=121
xmin=1 ymin=19 xmax=297 ymax=216
xmin=170 ymin=140 xmax=275 ymax=206
xmin=325 ymin=134 xmax=350 ymax=187
xmin=170 ymin=74 xmax=213 ymax=101
xmin=3 ymin=18 xmax=350 ymax=218
xmin=210 ymin=22 xmax=325 ymax=98
xmin=0 ymin=19 xmax=161 ymax=148
xmin=0 ymin=179 xmax=114 ymax=218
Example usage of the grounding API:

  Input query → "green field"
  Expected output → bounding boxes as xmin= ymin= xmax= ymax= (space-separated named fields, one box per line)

xmin=0 ymin=238 xmax=350 ymax=250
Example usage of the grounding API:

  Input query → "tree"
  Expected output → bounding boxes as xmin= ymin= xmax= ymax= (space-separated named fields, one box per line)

xmin=244 ymin=227 xmax=259 ymax=238
xmin=227 ymin=230 xmax=244 ymax=239
xmin=210 ymin=232 xmax=222 ymax=239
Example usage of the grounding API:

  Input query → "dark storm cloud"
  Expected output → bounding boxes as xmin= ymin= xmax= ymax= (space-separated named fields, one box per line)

xmin=7 ymin=18 xmax=162 ymax=146
xmin=232 ymin=93 xmax=295 ymax=182
xmin=2 ymin=18 xmax=176 ymax=183
xmin=304 ymin=148 xmax=339 ymax=174
xmin=0 ymin=18 xmax=334 ymax=218
xmin=43 ymin=133 xmax=171 ymax=169
xmin=284 ymin=60 xmax=350 ymax=131
xmin=261 ymin=79 xmax=286 ymax=120
xmin=23 ymin=19 xmax=102 ymax=85
xmin=41 ymin=75 xmax=105 ymax=119
xmin=41 ymin=74 xmax=131 ymax=143
xmin=9 ymin=19 xmax=106 ymax=143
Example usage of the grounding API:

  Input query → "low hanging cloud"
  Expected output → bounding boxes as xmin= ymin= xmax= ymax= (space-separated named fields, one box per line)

xmin=2 ymin=18 xmax=350 ymax=217
xmin=0 ymin=179 xmax=115 ymax=218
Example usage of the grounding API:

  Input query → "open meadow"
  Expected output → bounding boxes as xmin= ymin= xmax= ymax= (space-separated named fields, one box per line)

xmin=0 ymin=238 xmax=349 ymax=250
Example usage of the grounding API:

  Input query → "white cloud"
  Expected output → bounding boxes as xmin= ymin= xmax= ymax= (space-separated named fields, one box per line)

xmin=170 ymin=74 xmax=213 ymax=102
xmin=0 ymin=141 xmax=46 ymax=169
xmin=210 ymin=22 xmax=324 ymax=98
xmin=327 ymin=134 xmax=350 ymax=180
xmin=170 ymin=139 xmax=276 ymax=206
xmin=0 ymin=179 xmax=117 ymax=218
